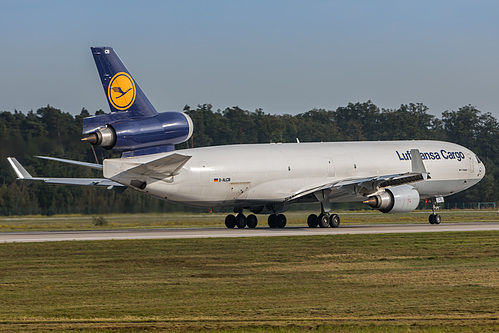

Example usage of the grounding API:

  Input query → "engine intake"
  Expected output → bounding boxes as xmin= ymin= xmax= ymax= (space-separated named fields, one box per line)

xmin=364 ymin=185 xmax=420 ymax=214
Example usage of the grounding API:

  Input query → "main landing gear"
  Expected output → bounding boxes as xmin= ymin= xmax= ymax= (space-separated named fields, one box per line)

xmin=225 ymin=213 xmax=258 ymax=229
xmin=429 ymin=198 xmax=442 ymax=225
xmin=267 ymin=214 xmax=287 ymax=228
xmin=224 ymin=213 xmax=287 ymax=229
xmin=224 ymin=206 xmax=341 ymax=229
xmin=306 ymin=213 xmax=340 ymax=228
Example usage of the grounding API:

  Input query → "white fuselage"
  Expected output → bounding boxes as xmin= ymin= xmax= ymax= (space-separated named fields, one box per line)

xmin=103 ymin=140 xmax=485 ymax=209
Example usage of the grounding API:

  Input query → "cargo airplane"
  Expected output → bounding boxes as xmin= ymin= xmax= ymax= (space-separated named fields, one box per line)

xmin=7 ymin=47 xmax=486 ymax=228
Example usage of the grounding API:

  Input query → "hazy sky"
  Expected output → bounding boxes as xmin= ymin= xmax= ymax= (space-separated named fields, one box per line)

xmin=1 ymin=0 xmax=498 ymax=120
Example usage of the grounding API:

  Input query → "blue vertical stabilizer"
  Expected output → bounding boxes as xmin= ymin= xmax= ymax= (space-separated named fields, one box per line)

xmin=82 ymin=47 xmax=193 ymax=157
xmin=91 ymin=47 xmax=157 ymax=118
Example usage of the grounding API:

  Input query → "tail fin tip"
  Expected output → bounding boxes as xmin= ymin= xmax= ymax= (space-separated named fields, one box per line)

xmin=91 ymin=46 xmax=157 ymax=117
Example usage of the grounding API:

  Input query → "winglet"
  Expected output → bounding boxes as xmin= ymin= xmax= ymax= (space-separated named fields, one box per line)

xmin=410 ymin=149 xmax=429 ymax=180
xmin=7 ymin=157 xmax=33 ymax=179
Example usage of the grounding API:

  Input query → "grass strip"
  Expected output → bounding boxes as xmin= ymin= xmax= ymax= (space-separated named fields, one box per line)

xmin=0 ymin=231 xmax=498 ymax=331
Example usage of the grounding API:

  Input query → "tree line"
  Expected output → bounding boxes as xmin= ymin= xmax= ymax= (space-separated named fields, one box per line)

xmin=0 ymin=102 xmax=497 ymax=215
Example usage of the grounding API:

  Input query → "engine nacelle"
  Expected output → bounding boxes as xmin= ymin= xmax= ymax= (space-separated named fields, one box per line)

xmin=82 ymin=111 xmax=193 ymax=151
xmin=364 ymin=185 xmax=420 ymax=214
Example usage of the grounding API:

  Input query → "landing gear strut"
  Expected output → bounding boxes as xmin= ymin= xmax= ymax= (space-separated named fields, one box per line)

xmin=306 ymin=192 xmax=340 ymax=228
xmin=429 ymin=198 xmax=441 ymax=224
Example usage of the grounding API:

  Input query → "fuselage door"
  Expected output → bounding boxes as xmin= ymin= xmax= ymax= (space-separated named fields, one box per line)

xmin=226 ymin=182 xmax=250 ymax=201
xmin=199 ymin=161 xmax=209 ymax=183
xmin=325 ymin=157 xmax=335 ymax=178
xmin=467 ymin=154 xmax=474 ymax=174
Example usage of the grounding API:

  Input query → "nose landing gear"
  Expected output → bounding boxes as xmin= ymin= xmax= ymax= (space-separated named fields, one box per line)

xmin=429 ymin=198 xmax=442 ymax=224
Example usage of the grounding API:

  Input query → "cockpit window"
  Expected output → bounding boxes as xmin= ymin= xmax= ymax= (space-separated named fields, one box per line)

xmin=476 ymin=155 xmax=482 ymax=164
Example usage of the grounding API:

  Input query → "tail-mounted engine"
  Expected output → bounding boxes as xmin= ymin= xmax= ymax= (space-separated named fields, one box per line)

xmin=82 ymin=111 xmax=193 ymax=154
xmin=363 ymin=185 xmax=420 ymax=214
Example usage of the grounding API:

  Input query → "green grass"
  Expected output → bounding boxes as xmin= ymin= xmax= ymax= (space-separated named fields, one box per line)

xmin=0 ymin=232 xmax=498 ymax=331
xmin=0 ymin=209 xmax=497 ymax=232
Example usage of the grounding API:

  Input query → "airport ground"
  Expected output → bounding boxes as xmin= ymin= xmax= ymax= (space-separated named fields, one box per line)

xmin=0 ymin=209 xmax=497 ymax=232
xmin=0 ymin=210 xmax=498 ymax=332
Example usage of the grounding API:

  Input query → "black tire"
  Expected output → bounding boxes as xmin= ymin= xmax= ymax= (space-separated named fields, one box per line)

xmin=276 ymin=214 xmax=287 ymax=228
xmin=307 ymin=214 xmax=318 ymax=228
xmin=434 ymin=214 xmax=441 ymax=224
xmin=329 ymin=214 xmax=340 ymax=228
xmin=268 ymin=214 xmax=277 ymax=228
xmin=235 ymin=213 xmax=247 ymax=228
xmin=318 ymin=214 xmax=330 ymax=228
xmin=429 ymin=214 xmax=435 ymax=224
xmin=247 ymin=214 xmax=258 ymax=228
xmin=225 ymin=214 xmax=236 ymax=228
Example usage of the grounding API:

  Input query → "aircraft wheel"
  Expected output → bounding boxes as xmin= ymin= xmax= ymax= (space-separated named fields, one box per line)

xmin=318 ymin=213 xmax=330 ymax=228
xmin=268 ymin=214 xmax=277 ymax=228
xmin=235 ymin=213 xmax=247 ymax=228
xmin=433 ymin=214 xmax=441 ymax=224
xmin=329 ymin=214 xmax=340 ymax=228
xmin=276 ymin=214 xmax=287 ymax=228
xmin=247 ymin=214 xmax=258 ymax=228
xmin=225 ymin=214 xmax=236 ymax=228
xmin=429 ymin=214 xmax=435 ymax=224
xmin=307 ymin=214 xmax=318 ymax=228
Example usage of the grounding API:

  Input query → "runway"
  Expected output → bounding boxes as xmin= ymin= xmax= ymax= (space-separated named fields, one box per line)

xmin=1 ymin=222 xmax=498 ymax=243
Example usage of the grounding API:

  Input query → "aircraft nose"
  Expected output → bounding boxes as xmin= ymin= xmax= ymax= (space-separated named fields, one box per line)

xmin=480 ymin=162 xmax=486 ymax=178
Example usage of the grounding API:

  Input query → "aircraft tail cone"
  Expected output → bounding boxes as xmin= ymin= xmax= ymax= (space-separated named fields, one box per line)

xmin=81 ymin=134 xmax=98 ymax=144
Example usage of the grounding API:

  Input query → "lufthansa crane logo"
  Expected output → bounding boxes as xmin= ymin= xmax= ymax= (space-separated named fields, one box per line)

xmin=108 ymin=72 xmax=136 ymax=110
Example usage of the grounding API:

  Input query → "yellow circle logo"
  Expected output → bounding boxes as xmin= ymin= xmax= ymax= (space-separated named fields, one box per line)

xmin=107 ymin=72 xmax=136 ymax=110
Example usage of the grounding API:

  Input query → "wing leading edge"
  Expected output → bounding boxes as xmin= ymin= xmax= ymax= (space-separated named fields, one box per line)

xmin=285 ymin=149 xmax=430 ymax=204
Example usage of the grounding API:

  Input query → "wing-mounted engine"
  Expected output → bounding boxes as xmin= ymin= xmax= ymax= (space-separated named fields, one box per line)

xmin=363 ymin=185 xmax=420 ymax=214
xmin=82 ymin=111 xmax=193 ymax=156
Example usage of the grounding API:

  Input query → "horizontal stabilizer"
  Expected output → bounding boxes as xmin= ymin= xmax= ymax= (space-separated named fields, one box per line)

xmin=41 ymin=178 xmax=121 ymax=186
xmin=127 ymin=153 xmax=192 ymax=178
xmin=7 ymin=157 xmax=125 ymax=189
xmin=36 ymin=156 xmax=103 ymax=170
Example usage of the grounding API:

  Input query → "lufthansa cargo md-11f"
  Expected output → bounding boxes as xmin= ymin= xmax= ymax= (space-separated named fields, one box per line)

xmin=7 ymin=47 xmax=485 ymax=228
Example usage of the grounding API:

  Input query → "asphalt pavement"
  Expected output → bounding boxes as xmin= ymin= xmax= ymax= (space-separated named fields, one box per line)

xmin=1 ymin=222 xmax=498 ymax=243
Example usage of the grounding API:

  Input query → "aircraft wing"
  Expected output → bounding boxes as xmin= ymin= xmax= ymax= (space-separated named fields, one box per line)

xmin=285 ymin=149 xmax=430 ymax=202
xmin=7 ymin=157 xmax=125 ymax=189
